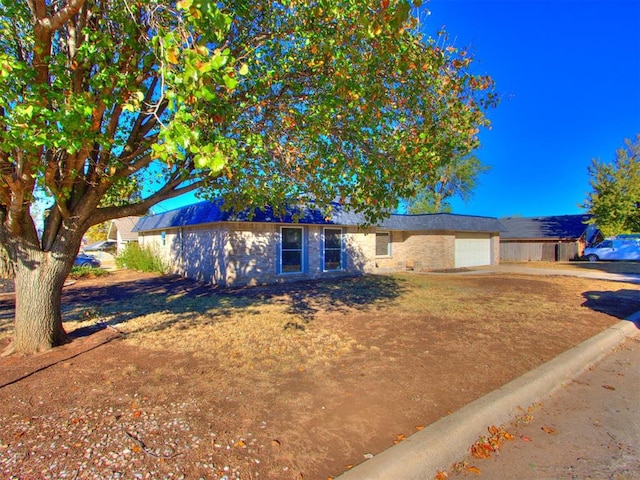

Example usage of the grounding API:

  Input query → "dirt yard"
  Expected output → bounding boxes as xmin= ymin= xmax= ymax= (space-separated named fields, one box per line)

xmin=1 ymin=265 xmax=639 ymax=480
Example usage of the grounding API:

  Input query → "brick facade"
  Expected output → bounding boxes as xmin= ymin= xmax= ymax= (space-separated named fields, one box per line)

xmin=139 ymin=222 xmax=500 ymax=287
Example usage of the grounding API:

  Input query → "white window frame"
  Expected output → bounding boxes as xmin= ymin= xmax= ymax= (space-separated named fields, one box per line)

xmin=375 ymin=231 xmax=391 ymax=257
xmin=323 ymin=228 xmax=344 ymax=271
xmin=279 ymin=226 xmax=305 ymax=274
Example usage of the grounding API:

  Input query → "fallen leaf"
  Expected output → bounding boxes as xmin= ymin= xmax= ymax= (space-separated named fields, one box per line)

xmin=270 ymin=439 xmax=281 ymax=447
xmin=131 ymin=444 xmax=142 ymax=453
xmin=132 ymin=410 xmax=142 ymax=418
xmin=234 ymin=440 xmax=246 ymax=448
xmin=415 ymin=425 xmax=425 ymax=431
xmin=529 ymin=402 xmax=542 ymax=412
xmin=466 ymin=465 xmax=481 ymax=474
xmin=515 ymin=413 xmax=534 ymax=425
xmin=470 ymin=442 xmax=493 ymax=459
xmin=434 ymin=470 xmax=448 ymax=479
xmin=393 ymin=434 xmax=406 ymax=444
xmin=602 ymin=385 xmax=616 ymax=390
xmin=452 ymin=461 xmax=476 ymax=474
xmin=520 ymin=435 xmax=532 ymax=442
xmin=541 ymin=426 xmax=557 ymax=435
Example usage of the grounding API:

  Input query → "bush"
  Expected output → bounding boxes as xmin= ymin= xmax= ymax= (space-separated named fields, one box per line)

xmin=69 ymin=266 xmax=109 ymax=279
xmin=116 ymin=243 xmax=167 ymax=274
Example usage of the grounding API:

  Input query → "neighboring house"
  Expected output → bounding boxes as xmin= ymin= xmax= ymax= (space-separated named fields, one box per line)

xmin=133 ymin=201 xmax=503 ymax=287
xmin=83 ymin=239 xmax=117 ymax=262
xmin=499 ymin=214 xmax=602 ymax=262
xmin=107 ymin=216 xmax=141 ymax=253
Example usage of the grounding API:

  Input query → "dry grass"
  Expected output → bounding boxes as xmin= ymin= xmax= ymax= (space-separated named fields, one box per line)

xmin=2 ymin=269 xmax=640 ymax=479
xmin=60 ymin=275 xmax=401 ymax=378
xmin=58 ymin=270 xmax=640 ymax=382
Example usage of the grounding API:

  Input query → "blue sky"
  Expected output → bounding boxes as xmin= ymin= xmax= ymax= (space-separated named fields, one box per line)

xmin=158 ymin=0 xmax=640 ymax=219
xmin=423 ymin=0 xmax=640 ymax=218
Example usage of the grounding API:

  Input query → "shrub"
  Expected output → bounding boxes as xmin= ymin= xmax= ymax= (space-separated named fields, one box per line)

xmin=116 ymin=243 xmax=167 ymax=274
xmin=69 ymin=266 xmax=109 ymax=279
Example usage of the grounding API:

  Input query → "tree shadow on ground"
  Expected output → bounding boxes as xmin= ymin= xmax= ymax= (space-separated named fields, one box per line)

xmin=0 ymin=273 xmax=408 ymax=339
xmin=581 ymin=289 xmax=640 ymax=321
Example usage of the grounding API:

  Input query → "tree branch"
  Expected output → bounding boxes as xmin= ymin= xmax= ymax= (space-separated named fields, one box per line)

xmin=90 ymin=179 xmax=206 ymax=226
xmin=46 ymin=0 xmax=86 ymax=32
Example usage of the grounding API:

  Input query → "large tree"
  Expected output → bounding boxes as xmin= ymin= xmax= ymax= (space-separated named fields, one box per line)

xmin=582 ymin=135 xmax=640 ymax=237
xmin=0 ymin=0 xmax=496 ymax=355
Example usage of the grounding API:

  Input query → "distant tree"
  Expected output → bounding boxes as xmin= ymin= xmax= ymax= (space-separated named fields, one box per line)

xmin=84 ymin=222 xmax=109 ymax=244
xmin=582 ymin=135 xmax=640 ymax=236
xmin=0 ymin=0 xmax=497 ymax=355
xmin=406 ymin=154 xmax=489 ymax=213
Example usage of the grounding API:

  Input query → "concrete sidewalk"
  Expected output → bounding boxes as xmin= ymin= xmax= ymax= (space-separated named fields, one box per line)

xmin=337 ymin=315 xmax=640 ymax=479
xmin=449 ymin=332 xmax=640 ymax=479
xmin=462 ymin=264 xmax=640 ymax=284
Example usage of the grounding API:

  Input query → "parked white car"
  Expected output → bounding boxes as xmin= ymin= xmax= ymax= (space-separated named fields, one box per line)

xmin=583 ymin=238 xmax=640 ymax=262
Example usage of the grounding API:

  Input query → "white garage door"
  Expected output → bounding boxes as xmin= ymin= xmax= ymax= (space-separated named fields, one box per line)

xmin=455 ymin=233 xmax=491 ymax=268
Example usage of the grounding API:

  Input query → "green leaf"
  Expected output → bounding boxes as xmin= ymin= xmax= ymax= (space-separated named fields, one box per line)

xmin=210 ymin=149 xmax=226 ymax=173
xmin=211 ymin=51 xmax=228 ymax=70
xmin=176 ymin=0 xmax=193 ymax=10
xmin=223 ymin=74 xmax=238 ymax=90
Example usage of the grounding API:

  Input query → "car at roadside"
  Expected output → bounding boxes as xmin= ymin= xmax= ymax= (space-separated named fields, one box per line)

xmin=583 ymin=238 xmax=640 ymax=262
xmin=74 ymin=253 xmax=101 ymax=268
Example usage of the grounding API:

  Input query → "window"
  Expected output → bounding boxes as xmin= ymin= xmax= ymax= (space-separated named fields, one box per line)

xmin=161 ymin=231 xmax=167 ymax=246
xmin=375 ymin=231 xmax=390 ymax=256
xmin=324 ymin=228 xmax=343 ymax=271
xmin=281 ymin=227 xmax=304 ymax=273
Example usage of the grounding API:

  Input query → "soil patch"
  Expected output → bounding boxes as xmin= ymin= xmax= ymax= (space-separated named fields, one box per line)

xmin=1 ymin=269 xmax=639 ymax=479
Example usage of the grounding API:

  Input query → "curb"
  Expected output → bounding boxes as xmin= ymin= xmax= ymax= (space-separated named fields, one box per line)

xmin=336 ymin=315 xmax=640 ymax=480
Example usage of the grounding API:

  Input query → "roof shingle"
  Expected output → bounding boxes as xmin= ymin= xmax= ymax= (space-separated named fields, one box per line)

xmin=133 ymin=201 xmax=503 ymax=234
xmin=500 ymin=215 xmax=592 ymax=240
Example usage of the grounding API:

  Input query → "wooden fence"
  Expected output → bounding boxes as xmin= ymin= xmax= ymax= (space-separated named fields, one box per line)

xmin=500 ymin=241 xmax=580 ymax=262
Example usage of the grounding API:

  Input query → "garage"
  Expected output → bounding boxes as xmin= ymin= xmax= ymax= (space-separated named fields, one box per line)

xmin=455 ymin=233 xmax=492 ymax=268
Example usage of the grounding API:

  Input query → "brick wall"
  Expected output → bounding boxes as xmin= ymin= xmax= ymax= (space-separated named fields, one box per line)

xmin=141 ymin=224 xmax=498 ymax=286
xmin=349 ymin=230 xmax=457 ymax=272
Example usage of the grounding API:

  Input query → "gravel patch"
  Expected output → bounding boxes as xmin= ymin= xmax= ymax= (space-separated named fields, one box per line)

xmin=0 ymin=394 xmax=261 ymax=479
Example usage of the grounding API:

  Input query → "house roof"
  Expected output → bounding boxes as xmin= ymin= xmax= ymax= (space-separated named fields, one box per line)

xmin=84 ymin=239 xmax=117 ymax=251
xmin=379 ymin=213 xmax=504 ymax=233
xmin=133 ymin=201 xmax=503 ymax=234
xmin=107 ymin=216 xmax=141 ymax=241
xmin=500 ymin=214 xmax=594 ymax=241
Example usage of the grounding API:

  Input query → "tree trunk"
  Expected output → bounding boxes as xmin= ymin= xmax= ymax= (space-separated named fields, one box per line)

xmin=6 ymin=253 xmax=72 ymax=355
xmin=0 ymin=245 xmax=13 ymax=279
